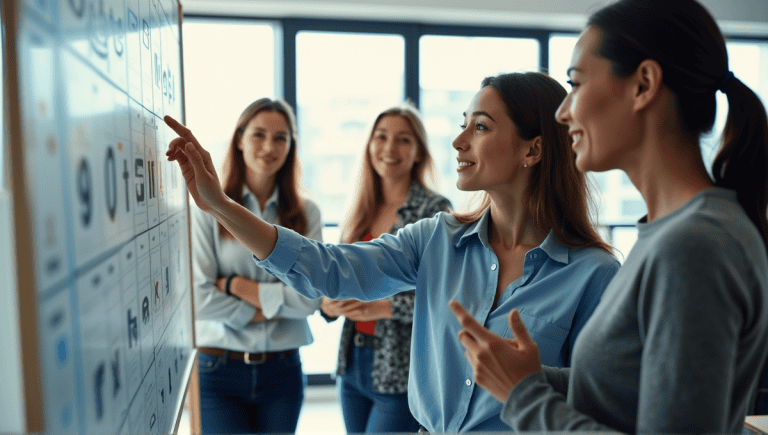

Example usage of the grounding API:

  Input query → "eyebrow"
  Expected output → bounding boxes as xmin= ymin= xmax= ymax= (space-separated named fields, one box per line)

xmin=255 ymin=127 xmax=288 ymax=135
xmin=375 ymin=128 xmax=415 ymax=136
xmin=566 ymin=67 xmax=583 ymax=77
xmin=462 ymin=111 xmax=496 ymax=122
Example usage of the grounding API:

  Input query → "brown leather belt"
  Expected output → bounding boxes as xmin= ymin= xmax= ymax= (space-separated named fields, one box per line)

xmin=353 ymin=331 xmax=376 ymax=347
xmin=198 ymin=347 xmax=297 ymax=365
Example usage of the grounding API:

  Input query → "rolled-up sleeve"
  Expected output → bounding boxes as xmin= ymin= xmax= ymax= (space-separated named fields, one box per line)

xmin=258 ymin=201 xmax=323 ymax=319
xmin=191 ymin=207 xmax=256 ymax=330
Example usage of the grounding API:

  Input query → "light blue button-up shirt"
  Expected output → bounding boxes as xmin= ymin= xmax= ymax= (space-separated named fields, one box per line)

xmin=257 ymin=209 xmax=619 ymax=432
xmin=192 ymin=187 xmax=322 ymax=352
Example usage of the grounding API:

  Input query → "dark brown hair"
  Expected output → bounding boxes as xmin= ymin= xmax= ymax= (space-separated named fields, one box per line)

xmin=453 ymin=72 xmax=612 ymax=254
xmin=219 ymin=98 xmax=308 ymax=237
xmin=589 ymin=0 xmax=768 ymax=250
xmin=340 ymin=102 xmax=435 ymax=243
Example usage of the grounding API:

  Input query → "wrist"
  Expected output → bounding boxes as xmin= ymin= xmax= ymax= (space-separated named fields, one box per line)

xmin=225 ymin=275 xmax=239 ymax=299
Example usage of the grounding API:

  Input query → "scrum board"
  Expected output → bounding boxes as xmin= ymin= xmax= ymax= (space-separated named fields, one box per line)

xmin=2 ymin=0 xmax=195 ymax=433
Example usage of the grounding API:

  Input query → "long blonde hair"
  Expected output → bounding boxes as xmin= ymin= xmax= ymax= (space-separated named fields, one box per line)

xmin=340 ymin=102 xmax=435 ymax=243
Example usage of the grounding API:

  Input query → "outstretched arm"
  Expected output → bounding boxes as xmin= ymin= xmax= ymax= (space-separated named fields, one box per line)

xmin=164 ymin=115 xmax=277 ymax=260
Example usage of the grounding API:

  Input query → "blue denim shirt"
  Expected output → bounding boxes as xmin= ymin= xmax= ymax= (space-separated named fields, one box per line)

xmin=257 ymin=209 xmax=619 ymax=432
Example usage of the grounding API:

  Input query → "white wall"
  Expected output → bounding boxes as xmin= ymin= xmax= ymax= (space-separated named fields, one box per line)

xmin=181 ymin=0 xmax=768 ymax=35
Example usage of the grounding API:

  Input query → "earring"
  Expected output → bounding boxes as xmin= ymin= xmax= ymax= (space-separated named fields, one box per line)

xmin=523 ymin=163 xmax=528 ymax=168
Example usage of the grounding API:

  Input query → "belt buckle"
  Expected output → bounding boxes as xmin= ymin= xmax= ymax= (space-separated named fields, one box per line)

xmin=354 ymin=333 xmax=366 ymax=347
xmin=244 ymin=352 xmax=267 ymax=365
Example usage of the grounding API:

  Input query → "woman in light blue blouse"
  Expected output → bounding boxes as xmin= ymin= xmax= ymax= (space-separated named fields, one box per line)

xmin=166 ymin=72 xmax=619 ymax=432
xmin=191 ymin=98 xmax=322 ymax=434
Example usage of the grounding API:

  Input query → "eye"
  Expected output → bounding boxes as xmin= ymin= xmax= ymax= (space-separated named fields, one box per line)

xmin=254 ymin=132 xmax=265 ymax=138
xmin=398 ymin=137 xmax=411 ymax=143
xmin=566 ymin=79 xmax=579 ymax=89
xmin=275 ymin=135 xmax=288 ymax=142
xmin=459 ymin=124 xmax=467 ymax=130
xmin=376 ymin=134 xmax=387 ymax=141
xmin=475 ymin=122 xmax=487 ymax=131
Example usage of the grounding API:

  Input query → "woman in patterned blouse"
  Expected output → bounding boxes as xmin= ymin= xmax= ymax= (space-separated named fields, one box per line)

xmin=320 ymin=102 xmax=451 ymax=434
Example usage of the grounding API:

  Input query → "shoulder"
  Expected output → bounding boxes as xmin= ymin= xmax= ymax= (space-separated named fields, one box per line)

xmin=569 ymin=245 xmax=621 ymax=276
xmin=302 ymin=198 xmax=322 ymax=220
xmin=406 ymin=183 xmax=452 ymax=214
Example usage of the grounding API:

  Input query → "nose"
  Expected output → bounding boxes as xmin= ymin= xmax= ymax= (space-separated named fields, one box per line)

xmin=382 ymin=137 xmax=396 ymax=154
xmin=452 ymin=127 xmax=469 ymax=151
xmin=263 ymin=137 xmax=276 ymax=153
xmin=555 ymin=93 xmax=571 ymax=126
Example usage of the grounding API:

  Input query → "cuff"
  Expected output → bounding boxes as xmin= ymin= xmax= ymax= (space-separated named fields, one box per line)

xmin=254 ymin=225 xmax=303 ymax=274
xmin=502 ymin=370 xmax=547 ymax=418
xmin=258 ymin=282 xmax=285 ymax=319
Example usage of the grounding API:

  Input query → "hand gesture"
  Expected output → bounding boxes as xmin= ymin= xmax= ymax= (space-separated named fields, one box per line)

xmin=164 ymin=115 xmax=227 ymax=213
xmin=322 ymin=299 xmax=392 ymax=322
xmin=448 ymin=300 xmax=542 ymax=403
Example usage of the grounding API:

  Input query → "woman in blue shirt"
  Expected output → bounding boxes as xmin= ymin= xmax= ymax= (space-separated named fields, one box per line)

xmin=191 ymin=98 xmax=322 ymax=434
xmin=166 ymin=72 xmax=619 ymax=432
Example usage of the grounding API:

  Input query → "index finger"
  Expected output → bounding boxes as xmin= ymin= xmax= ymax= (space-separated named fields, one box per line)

xmin=164 ymin=115 xmax=200 ymax=147
xmin=448 ymin=300 xmax=494 ymax=341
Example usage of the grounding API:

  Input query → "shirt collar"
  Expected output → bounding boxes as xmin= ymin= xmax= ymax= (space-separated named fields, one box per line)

xmin=537 ymin=229 xmax=570 ymax=265
xmin=456 ymin=208 xmax=492 ymax=248
xmin=456 ymin=209 xmax=571 ymax=265
xmin=242 ymin=185 xmax=279 ymax=212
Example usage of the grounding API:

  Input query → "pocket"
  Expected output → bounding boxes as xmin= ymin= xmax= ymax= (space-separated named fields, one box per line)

xmin=513 ymin=312 xmax=569 ymax=366
xmin=198 ymin=352 xmax=225 ymax=374
xmin=281 ymin=351 xmax=302 ymax=369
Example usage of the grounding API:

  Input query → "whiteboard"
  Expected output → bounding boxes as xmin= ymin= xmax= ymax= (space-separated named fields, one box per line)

xmin=3 ymin=0 xmax=195 ymax=433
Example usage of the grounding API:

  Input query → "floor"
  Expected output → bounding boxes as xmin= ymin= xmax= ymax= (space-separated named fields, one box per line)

xmin=177 ymin=385 xmax=345 ymax=434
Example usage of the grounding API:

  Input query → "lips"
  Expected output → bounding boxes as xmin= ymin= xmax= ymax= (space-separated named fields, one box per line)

xmin=457 ymin=159 xmax=475 ymax=171
xmin=569 ymin=131 xmax=583 ymax=149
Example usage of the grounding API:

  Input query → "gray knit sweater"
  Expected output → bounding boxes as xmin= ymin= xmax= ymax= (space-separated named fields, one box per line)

xmin=502 ymin=187 xmax=768 ymax=434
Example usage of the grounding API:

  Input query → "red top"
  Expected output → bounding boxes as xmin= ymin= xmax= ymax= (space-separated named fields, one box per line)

xmin=355 ymin=231 xmax=376 ymax=335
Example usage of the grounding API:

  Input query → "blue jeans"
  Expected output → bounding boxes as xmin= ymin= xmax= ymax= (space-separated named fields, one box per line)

xmin=198 ymin=350 xmax=305 ymax=434
xmin=339 ymin=344 xmax=420 ymax=434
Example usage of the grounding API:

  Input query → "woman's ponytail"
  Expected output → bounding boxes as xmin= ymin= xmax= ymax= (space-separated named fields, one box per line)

xmin=712 ymin=78 xmax=768 ymax=250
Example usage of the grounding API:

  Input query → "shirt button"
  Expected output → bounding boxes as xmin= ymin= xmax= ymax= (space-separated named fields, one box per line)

xmin=531 ymin=253 xmax=537 ymax=259
xmin=466 ymin=379 xmax=472 ymax=386
xmin=491 ymin=264 xmax=497 ymax=271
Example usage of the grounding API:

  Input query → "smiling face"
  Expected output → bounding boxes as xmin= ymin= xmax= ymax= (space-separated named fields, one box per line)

xmin=555 ymin=26 xmax=641 ymax=173
xmin=238 ymin=110 xmax=292 ymax=180
xmin=367 ymin=115 xmax=421 ymax=182
xmin=452 ymin=86 xmax=535 ymax=195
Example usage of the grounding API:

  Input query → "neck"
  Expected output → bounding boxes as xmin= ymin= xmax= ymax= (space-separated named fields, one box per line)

xmin=623 ymin=122 xmax=714 ymax=222
xmin=245 ymin=172 xmax=278 ymax=213
xmin=487 ymin=189 xmax=545 ymax=249
xmin=380 ymin=175 xmax=412 ymax=206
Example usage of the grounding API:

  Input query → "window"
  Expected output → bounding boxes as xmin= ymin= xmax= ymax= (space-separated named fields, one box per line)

xmin=182 ymin=19 xmax=278 ymax=171
xmin=420 ymin=35 xmax=540 ymax=211
xmin=295 ymin=31 xmax=406 ymax=227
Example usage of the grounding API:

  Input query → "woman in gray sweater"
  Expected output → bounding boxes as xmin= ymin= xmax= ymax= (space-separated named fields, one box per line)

xmin=450 ymin=0 xmax=768 ymax=433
